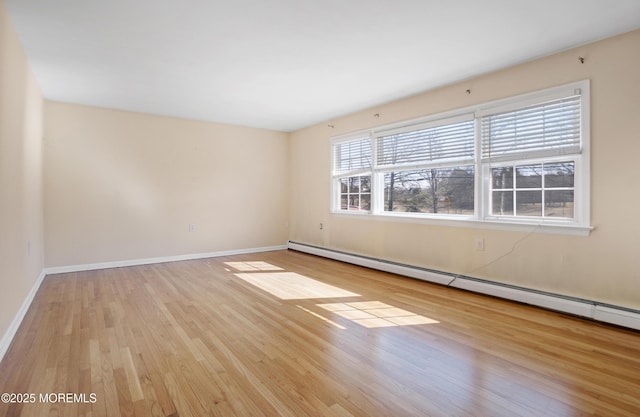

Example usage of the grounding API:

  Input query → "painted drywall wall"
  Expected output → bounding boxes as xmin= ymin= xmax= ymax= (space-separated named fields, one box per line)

xmin=44 ymin=102 xmax=289 ymax=267
xmin=0 ymin=2 xmax=45 ymax=342
xmin=289 ymin=29 xmax=640 ymax=310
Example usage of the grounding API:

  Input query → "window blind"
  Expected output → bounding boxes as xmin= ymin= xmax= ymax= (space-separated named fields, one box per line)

xmin=481 ymin=95 xmax=581 ymax=162
xmin=376 ymin=119 xmax=475 ymax=167
xmin=333 ymin=137 xmax=371 ymax=174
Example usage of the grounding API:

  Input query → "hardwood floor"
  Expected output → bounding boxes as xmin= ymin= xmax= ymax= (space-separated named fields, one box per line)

xmin=1 ymin=249 xmax=639 ymax=417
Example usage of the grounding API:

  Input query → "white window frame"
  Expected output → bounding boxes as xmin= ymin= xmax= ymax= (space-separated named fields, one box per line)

xmin=330 ymin=81 xmax=591 ymax=236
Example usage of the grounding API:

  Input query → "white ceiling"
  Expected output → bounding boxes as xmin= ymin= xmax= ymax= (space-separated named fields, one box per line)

xmin=5 ymin=1 xmax=640 ymax=132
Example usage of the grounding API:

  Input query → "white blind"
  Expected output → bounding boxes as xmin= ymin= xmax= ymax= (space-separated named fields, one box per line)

xmin=376 ymin=119 xmax=475 ymax=167
xmin=481 ymin=95 xmax=581 ymax=162
xmin=333 ymin=137 xmax=371 ymax=174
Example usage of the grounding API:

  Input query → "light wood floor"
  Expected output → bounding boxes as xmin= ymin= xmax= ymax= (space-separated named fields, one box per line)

xmin=1 ymin=250 xmax=639 ymax=417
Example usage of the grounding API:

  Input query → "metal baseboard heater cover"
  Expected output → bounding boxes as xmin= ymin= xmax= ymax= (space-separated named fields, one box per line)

xmin=287 ymin=241 xmax=640 ymax=331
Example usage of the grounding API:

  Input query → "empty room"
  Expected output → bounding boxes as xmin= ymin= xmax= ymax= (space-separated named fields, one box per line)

xmin=1 ymin=1 xmax=640 ymax=416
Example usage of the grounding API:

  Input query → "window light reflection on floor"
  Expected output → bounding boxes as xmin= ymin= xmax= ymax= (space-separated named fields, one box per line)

xmin=225 ymin=261 xmax=436 ymax=327
xmin=296 ymin=305 xmax=346 ymax=329
xmin=234 ymin=271 xmax=361 ymax=300
xmin=226 ymin=261 xmax=361 ymax=300
xmin=318 ymin=301 xmax=439 ymax=328
xmin=224 ymin=261 xmax=284 ymax=272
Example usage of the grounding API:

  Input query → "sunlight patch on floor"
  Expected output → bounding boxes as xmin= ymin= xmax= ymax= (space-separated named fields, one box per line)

xmin=234 ymin=272 xmax=361 ymax=300
xmin=224 ymin=261 xmax=284 ymax=272
xmin=318 ymin=301 xmax=439 ymax=328
xmin=296 ymin=305 xmax=347 ymax=329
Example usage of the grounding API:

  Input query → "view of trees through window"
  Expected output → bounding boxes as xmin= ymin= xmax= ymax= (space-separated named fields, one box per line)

xmin=339 ymin=176 xmax=371 ymax=211
xmin=384 ymin=167 xmax=474 ymax=214
xmin=491 ymin=161 xmax=574 ymax=218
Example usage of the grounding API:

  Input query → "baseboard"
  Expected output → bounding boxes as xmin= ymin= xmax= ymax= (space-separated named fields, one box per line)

xmin=44 ymin=244 xmax=288 ymax=275
xmin=0 ymin=269 xmax=47 ymax=364
xmin=288 ymin=241 xmax=455 ymax=286
xmin=287 ymin=241 xmax=640 ymax=331
xmin=593 ymin=305 xmax=640 ymax=330
xmin=448 ymin=277 xmax=596 ymax=318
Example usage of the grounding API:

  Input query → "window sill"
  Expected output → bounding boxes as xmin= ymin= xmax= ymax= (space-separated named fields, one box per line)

xmin=330 ymin=211 xmax=593 ymax=236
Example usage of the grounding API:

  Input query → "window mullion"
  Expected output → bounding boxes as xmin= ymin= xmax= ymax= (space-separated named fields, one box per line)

xmin=512 ymin=166 xmax=517 ymax=216
xmin=474 ymin=115 xmax=483 ymax=220
xmin=541 ymin=162 xmax=546 ymax=218
xmin=370 ymin=135 xmax=378 ymax=213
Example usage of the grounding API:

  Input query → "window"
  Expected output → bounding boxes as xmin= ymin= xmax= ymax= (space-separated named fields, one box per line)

xmin=377 ymin=115 xmax=475 ymax=215
xmin=383 ymin=167 xmax=475 ymax=215
xmin=339 ymin=176 xmax=371 ymax=211
xmin=331 ymin=81 xmax=590 ymax=234
xmin=333 ymin=136 xmax=372 ymax=211
xmin=490 ymin=162 xmax=575 ymax=218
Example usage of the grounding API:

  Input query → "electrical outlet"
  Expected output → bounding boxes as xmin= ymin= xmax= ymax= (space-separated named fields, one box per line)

xmin=475 ymin=237 xmax=485 ymax=251
xmin=320 ymin=223 xmax=324 ymax=230
xmin=189 ymin=224 xmax=196 ymax=232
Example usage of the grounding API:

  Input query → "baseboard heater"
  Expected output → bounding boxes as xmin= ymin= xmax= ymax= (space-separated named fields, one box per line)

xmin=287 ymin=241 xmax=640 ymax=332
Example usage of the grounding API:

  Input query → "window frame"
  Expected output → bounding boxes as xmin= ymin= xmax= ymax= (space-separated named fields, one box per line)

xmin=330 ymin=81 xmax=591 ymax=236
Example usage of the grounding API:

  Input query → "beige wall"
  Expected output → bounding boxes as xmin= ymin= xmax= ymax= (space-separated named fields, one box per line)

xmin=289 ymin=29 xmax=640 ymax=310
xmin=44 ymin=102 xmax=289 ymax=267
xmin=0 ymin=2 xmax=45 ymax=339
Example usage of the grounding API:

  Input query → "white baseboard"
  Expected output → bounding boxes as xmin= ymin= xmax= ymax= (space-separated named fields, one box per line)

xmin=593 ymin=305 xmax=640 ymax=330
xmin=44 ymin=244 xmax=288 ymax=275
xmin=288 ymin=241 xmax=453 ymax=286
xmin=0 ymin=269 xmax=47 ymax=364
xmin=287 ymin=241 xmax=640 ymax=331
xmin=449 ymin=278 xmax=596 ymax=318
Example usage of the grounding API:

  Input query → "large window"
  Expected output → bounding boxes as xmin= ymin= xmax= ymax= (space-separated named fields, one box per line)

xmin=331 ymin=81 xmax=590 ymax=234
